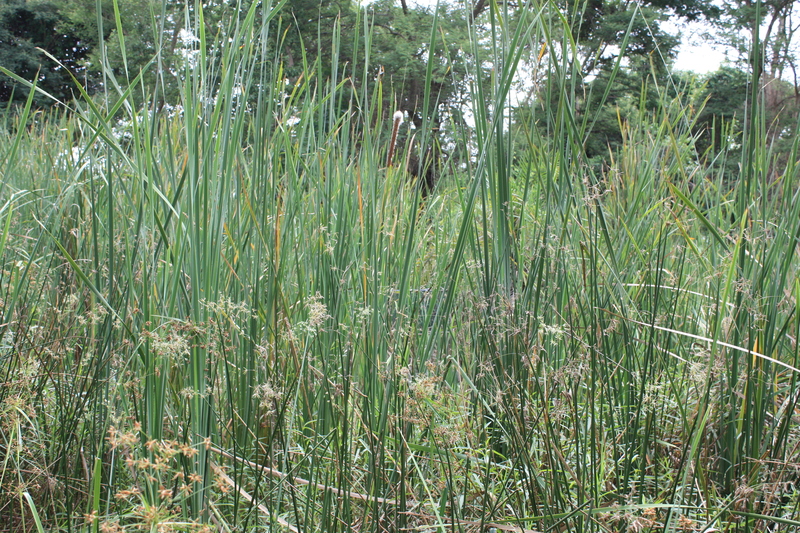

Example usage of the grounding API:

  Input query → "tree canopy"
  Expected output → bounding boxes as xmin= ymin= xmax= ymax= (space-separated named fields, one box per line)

xmin=0 ymin=0 xmax=89 ymax=103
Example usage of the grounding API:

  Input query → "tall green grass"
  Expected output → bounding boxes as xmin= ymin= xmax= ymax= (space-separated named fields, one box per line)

xmin=2 ymin=1 xmax=800 ymax=531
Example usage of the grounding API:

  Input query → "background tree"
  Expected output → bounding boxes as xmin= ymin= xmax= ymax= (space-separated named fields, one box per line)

xmin=517 ymin=1 xmax=690 ymax=163
xmin=272 ymin=0 xmax=478 ymax=130
xmin=693 ymin=66 xmax=749 ymax=155
xmin=0 ymin=0 xmax=89 ymax=104
xmin=365 ymin=0 xmax=476 ymax=128
xmin=712 ymin=0 xmax=798 ymax=79
xmin=0 ymin=0 xmax=220 ymax=107
xmin=266 ymin=0 xmax=482 ymax=188
xmin=272 ymin=0 xmax=357 ymax=81
xmin=485 ymin=1 xmax=729 ymax=167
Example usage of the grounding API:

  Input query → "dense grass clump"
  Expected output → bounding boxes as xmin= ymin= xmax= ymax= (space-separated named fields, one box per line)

xmin=2 ymin=2 xmax=800 ymax=532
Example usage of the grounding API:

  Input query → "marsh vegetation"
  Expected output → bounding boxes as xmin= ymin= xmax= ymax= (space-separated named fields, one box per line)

xmin=2 ymin=1 xmax=800 ymax=531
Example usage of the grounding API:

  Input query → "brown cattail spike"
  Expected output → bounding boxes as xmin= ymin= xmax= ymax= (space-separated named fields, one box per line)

xmin=387 ymin=110 xmax=403 ymax=168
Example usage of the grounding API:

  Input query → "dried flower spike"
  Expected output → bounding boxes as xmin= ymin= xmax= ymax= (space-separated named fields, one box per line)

xmin=387 ymin=110 xmax=404 ymax=168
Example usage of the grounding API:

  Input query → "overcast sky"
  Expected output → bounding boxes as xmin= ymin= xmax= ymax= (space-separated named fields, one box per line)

xmin=662 ymin=18 xmax=728 ymax=74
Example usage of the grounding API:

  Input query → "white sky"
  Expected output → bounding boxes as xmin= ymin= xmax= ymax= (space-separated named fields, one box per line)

xmin=661 ymin=19 xmax=729 ymax=74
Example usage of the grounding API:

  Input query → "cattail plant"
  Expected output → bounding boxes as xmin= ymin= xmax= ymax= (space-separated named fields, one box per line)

xmin=386 ymin=108 xmax=440 ymax=197
xmin=387 ymin=109 xmax=404 ymax=168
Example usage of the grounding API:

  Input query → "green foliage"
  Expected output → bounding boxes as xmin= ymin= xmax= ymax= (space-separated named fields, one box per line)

xmin=57 ymin=0 xmax=116 ymax=50
xmin=95 ymin=0 xmax=179 ymax=100
xmin=273 ymin=0 xmax=357 ymax=80
xmin=693 ymin=65 xmax=800 ymax=179
xmin=271 ymin=0 xmax=478 ymax=131
xmin=694 ymin=66 xmax=749 ymax=156
xmin=645 ymin=0 xmax=721 ymax=20
xmin=713 ymin=0 xmax=797 ymax=77
xmin=528 ymin=2 xmax=684 ymax=163
xmin=364 ymin=0 xmax=475 ymax=127
xmin=578 ymin=4 xmax=679 ymax=74
xmin=0 ymin=0 xmax=88 ymax=103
